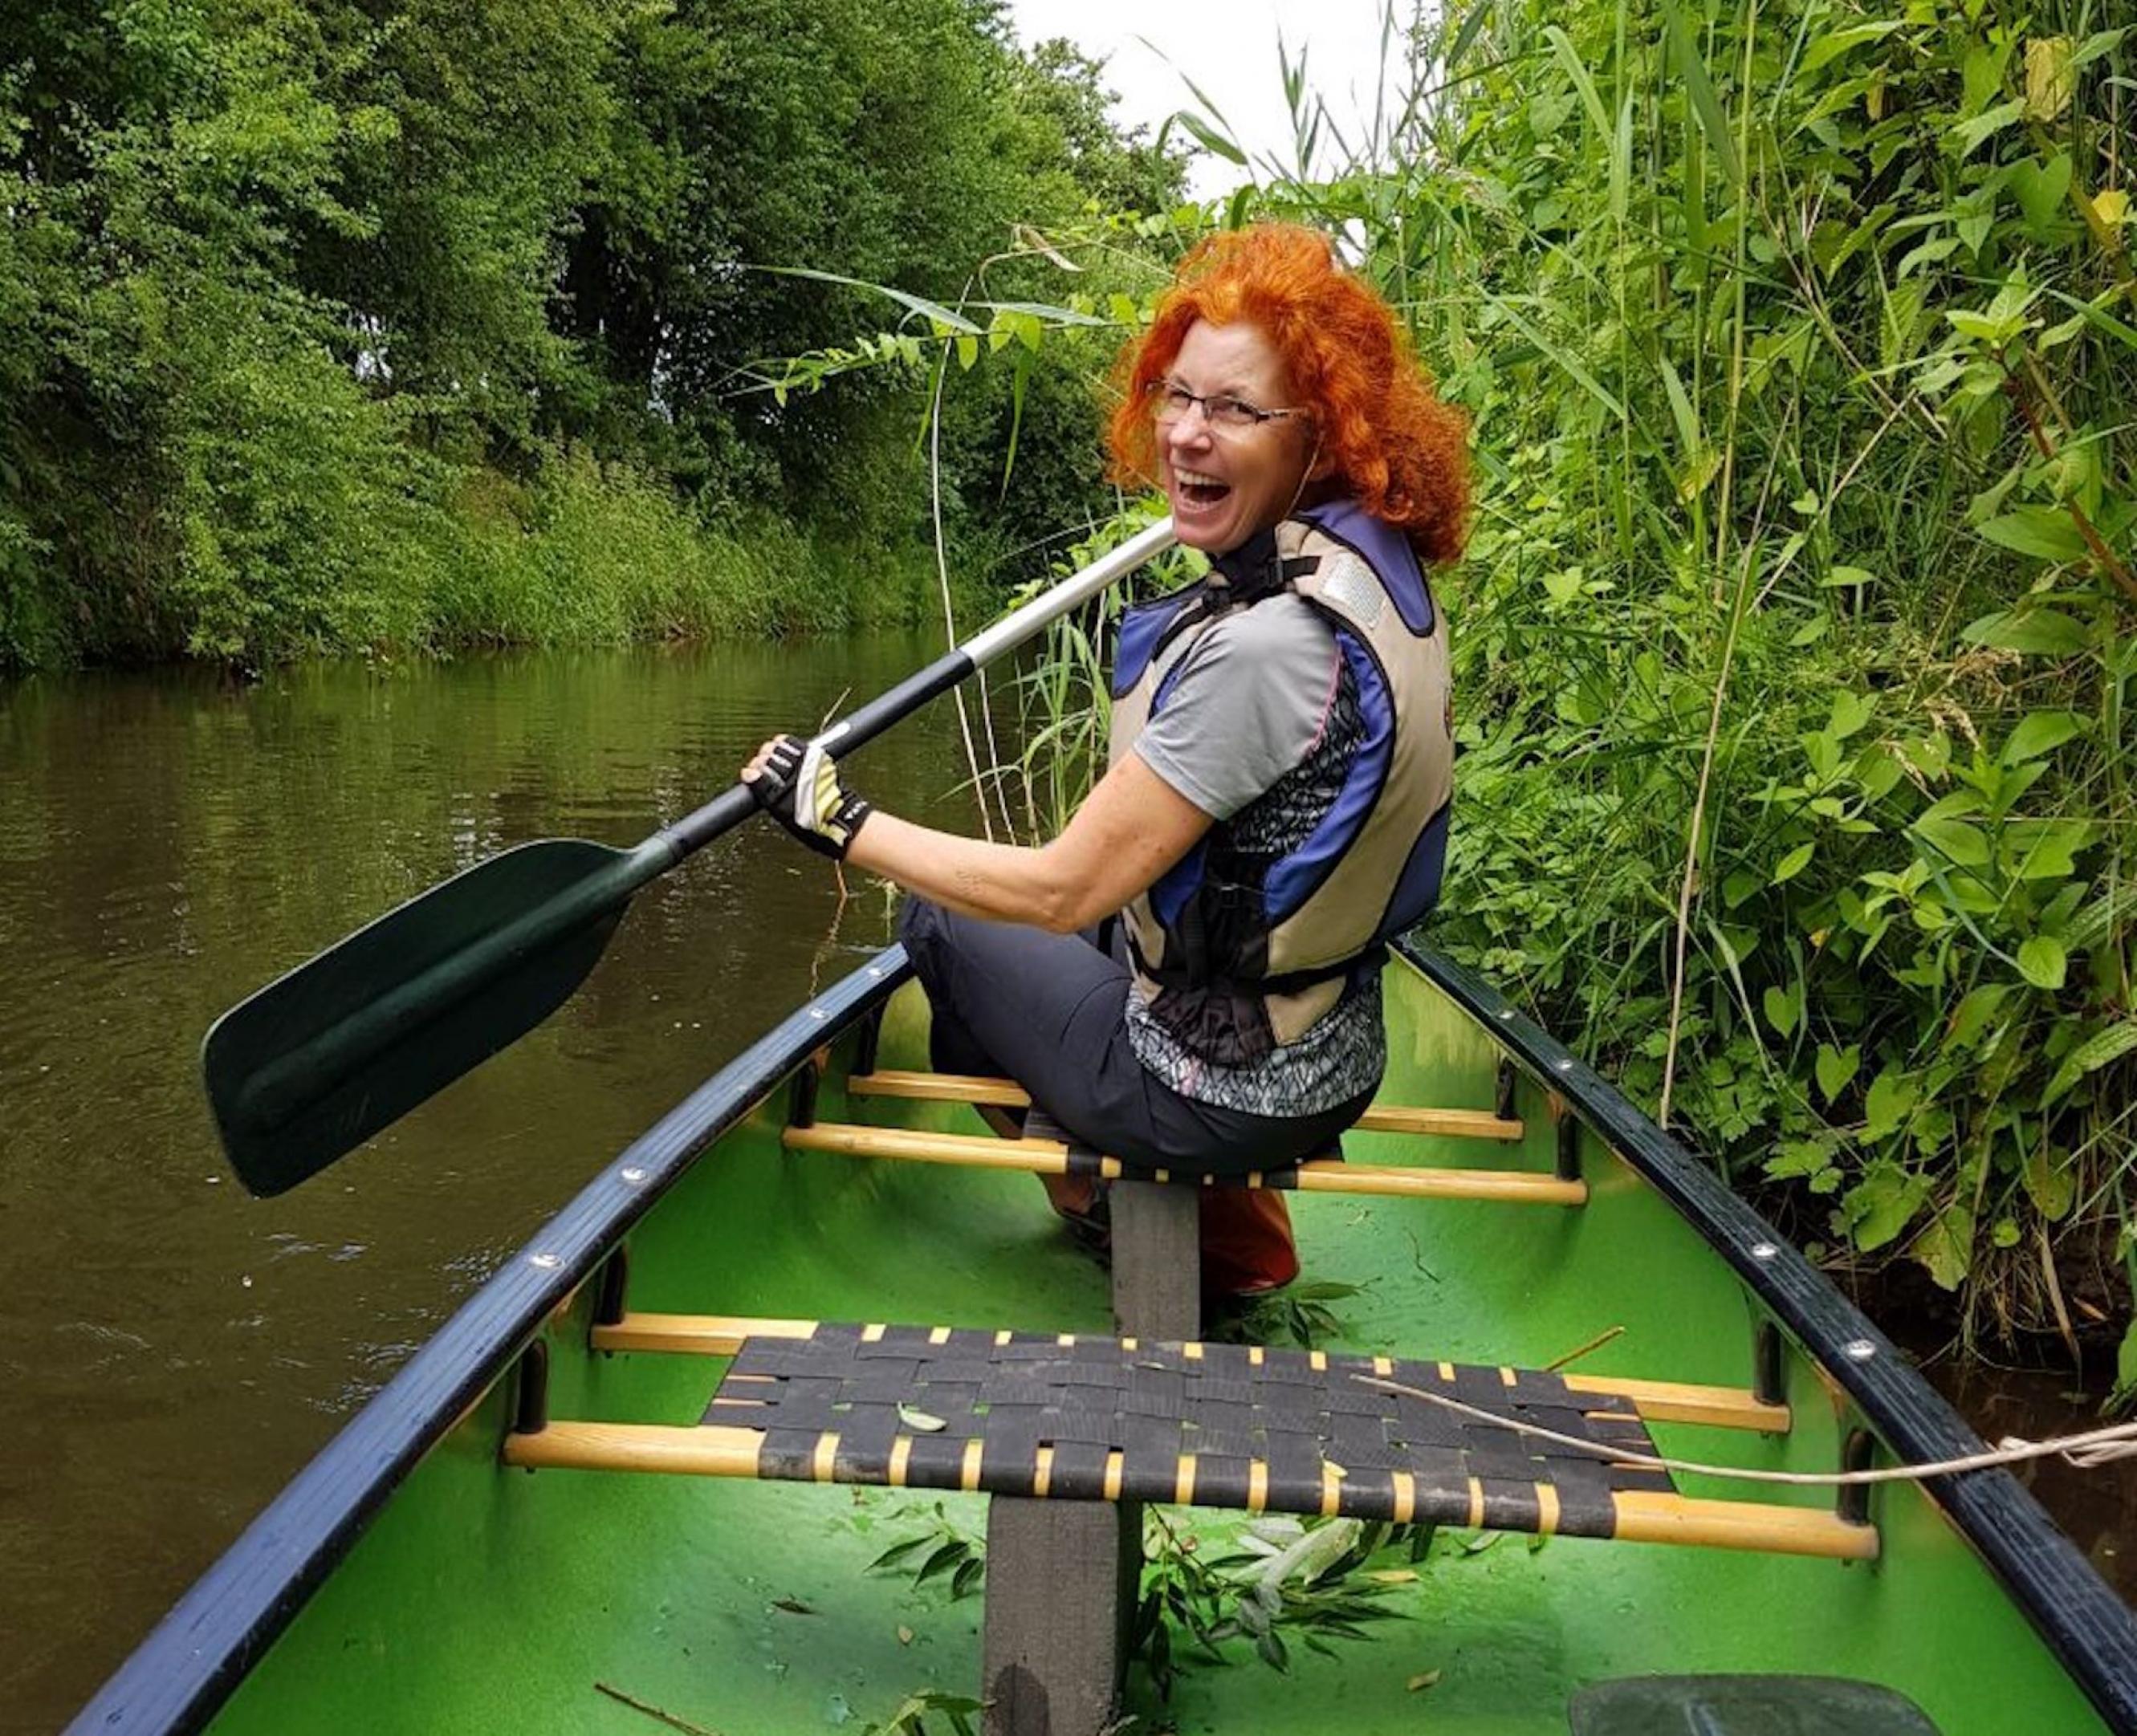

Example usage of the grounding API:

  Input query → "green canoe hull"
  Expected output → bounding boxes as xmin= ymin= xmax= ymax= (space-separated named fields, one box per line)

xmin=75 ymin=945 xmax=2137 ymax=1734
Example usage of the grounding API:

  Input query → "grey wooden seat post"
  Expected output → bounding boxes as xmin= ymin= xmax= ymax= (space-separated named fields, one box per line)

xmin=980 ymin=1113 xmax=1202 ymax=1736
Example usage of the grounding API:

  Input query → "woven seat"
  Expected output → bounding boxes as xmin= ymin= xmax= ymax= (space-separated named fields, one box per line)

xmin=508 ymin=1320 xmax=1868 ymax=1560
xmin=708 ymin=1323 xmax=1668 ymax=1533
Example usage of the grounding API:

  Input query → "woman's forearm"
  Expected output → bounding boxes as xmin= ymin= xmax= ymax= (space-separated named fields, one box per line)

xmin=845 ymin=811 xmax=1090 ymax=932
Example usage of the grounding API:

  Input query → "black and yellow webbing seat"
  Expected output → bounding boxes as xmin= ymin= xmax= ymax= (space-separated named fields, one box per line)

xmin=505 ymin=1319 xmax=1870 ymax=1563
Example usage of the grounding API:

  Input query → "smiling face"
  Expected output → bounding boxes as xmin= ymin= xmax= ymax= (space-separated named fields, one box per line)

xmin=1156 ymin=319 xmax=1317 ymax=555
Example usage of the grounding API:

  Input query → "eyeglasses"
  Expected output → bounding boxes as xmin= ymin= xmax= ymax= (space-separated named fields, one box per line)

xmin=1146 ymin=379 xmax=1307 ymax=433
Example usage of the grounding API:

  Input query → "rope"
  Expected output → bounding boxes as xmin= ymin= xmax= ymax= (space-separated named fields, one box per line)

xmin=1354 ymin=1375 xmax=2137 ymax=1486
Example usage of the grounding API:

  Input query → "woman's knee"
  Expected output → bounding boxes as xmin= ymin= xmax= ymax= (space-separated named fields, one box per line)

xmin=895 ymin=894 xmax=949 ymax=975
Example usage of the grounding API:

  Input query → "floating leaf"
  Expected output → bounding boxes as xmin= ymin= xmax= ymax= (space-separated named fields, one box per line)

xmin=898 ymin=1405 xmax=947 ymax=1433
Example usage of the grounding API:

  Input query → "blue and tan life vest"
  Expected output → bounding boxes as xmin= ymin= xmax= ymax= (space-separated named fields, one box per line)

xmin=1108 ymin=500 xmax=1454 ymax=1059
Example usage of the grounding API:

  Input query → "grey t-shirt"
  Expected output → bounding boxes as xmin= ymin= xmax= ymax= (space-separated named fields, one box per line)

xmin=1125 ymin=590 xmax=1386 ymax=1116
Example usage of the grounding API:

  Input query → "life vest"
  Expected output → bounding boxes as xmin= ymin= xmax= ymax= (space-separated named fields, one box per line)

xmin=1108 ymin=500 xmax=1453 ymax=1060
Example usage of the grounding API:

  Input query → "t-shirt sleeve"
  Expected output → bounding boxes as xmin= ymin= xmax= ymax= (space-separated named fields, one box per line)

xmin=1130 ymin=596 xmax=1342 ymax=819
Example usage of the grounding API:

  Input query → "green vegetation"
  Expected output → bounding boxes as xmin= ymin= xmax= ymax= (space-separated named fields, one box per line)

xmin=845 ymin=2 xmax=2131 ymax=1363
xmin=0 ymin=0 xmax=1184 ymax=669
xmin=1379 ymin=0 xmax=2135 ymax=1369
xmin=9 ymin=0 xmax=2131 ymax=1360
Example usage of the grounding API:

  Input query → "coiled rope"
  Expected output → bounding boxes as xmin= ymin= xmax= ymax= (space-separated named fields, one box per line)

xmin=1355 ymin=1375 xmax=2137 ymax=1485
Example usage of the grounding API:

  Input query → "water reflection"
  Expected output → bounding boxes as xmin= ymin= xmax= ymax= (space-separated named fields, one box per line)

xmin=0 ymin=638 xmax=1001 ymax=1730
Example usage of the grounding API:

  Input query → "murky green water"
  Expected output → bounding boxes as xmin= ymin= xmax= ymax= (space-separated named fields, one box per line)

xmin=2 ymin=644 xmax=2127 ymax=1734
xmin=0 ymin=637 xmax=1026 ymax=1732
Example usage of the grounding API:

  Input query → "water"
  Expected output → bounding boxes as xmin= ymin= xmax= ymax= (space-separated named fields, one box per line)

xmin=0 ymin=639 xmax=1024 ymax=1733
xmin=2 ymin=644 xmax=2127 ymax=1733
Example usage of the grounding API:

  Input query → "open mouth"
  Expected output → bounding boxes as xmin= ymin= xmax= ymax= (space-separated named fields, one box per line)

xmin=1174 ymin=468 xmax=1231 ymax=508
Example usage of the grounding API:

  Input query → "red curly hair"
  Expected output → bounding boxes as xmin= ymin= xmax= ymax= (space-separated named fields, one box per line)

xmin=1107 ymin=225 xmax=1470 ymax=565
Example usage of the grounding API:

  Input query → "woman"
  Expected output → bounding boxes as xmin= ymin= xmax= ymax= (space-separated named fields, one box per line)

xmin=742 ymin=224 xmax=1469 ymax=1297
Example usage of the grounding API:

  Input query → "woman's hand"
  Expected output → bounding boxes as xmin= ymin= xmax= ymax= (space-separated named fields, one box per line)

xmin=741 ymin=734 xmax=873 ymax=860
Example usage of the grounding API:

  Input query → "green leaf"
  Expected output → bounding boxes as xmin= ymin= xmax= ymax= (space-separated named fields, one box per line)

xmin=1950 ymin=98 xmax=2025 ymax=158
xmin=2011 ymin=152 xmax=2074 ymax=232
xmin=2021 ymin=1142 xmax=2076 ymax=1222
xmin=1773 ymin=841 xmax=1815 ymax=884
xmin=1913 ymin=817 xmax=1990 ymax=867
xmin=1801 ymin=20 xmax=1905 ymax=75
xmin=1910 ymin=1201 xmax=1974 ymax=1288
xmin=1486 ymin=297 xmax=1627 ymax=421
xmin=1816 ymin=1043 xmax=1861 ymax=1102
xmin=758 ymin=266 xmax=980 ymax=335
xmin=2001 ymin=709 xmax=2085 ymax=763
xmin=2041 ymin=1018 xmax=2137 ymax=1104
xmin=2017 ymin=935 xmax=2069 ymax=990
xmin=2118 ymin=1319 xmax=2137 ymax=1402
xmin=1762 ymin=983 xmax=1801 ymax=1037
xmin=1942 ymin=984 xmax=2009 ymax=1053
xmin=1862 ymin=1068 xmax=1919 ymax=1140
xmin=1827 ymin=690 xmax=1874 ymax=740
xmin=1960 ymin=609 xmax=2091 ymax=656
xmin=1847 ymin=1165 xmax=1929 ymax=1250
xmin=1976 ymin=510 xmax=2090 ymax=564
xmin=1663 ymin=0 xmax=1743 ymax=184
xmin=1545 ymin=27 xmax=1611 ymax=137
xmin=1174 ymin=109 xmax=1248 ymax=165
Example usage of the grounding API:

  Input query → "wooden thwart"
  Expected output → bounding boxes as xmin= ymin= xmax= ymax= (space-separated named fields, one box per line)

xmin=783 ymin=1123 xmax=1587 ymax=1206
xmin=850 ymin=1070 xmax=1525 ymax=1144
xmin=503 ymin=1421 xmax=1868 ymax=1561
xmin=587 ymin=1312 xmax=1789 ymax=1433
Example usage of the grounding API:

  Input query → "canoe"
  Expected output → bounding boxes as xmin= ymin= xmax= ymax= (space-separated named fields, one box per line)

xmin=73 ymin=938 xmax=2137 ymax=1734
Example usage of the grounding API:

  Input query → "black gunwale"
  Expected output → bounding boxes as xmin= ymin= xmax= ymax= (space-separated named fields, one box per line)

xmin=67 ymin=950 xmax=912 ymax=1736
xmin=1400 ymin=938 xmax=2137 ymax=1734
xmin=74 ymin=941 xmax=2137 ymax=1734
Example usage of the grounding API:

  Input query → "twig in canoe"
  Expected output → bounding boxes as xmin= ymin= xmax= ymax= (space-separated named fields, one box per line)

xmin=1543 ymin=1323 xmax=1626 ymax=1372
xmin=593 ymin=1681 xmax=724 ymax=1735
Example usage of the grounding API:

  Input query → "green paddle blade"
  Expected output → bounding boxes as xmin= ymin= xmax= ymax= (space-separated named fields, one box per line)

xmin=205 ymin=837 xmax=659 ymax=1197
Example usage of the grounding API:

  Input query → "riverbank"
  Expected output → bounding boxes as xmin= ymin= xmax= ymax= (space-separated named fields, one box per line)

xmin=2 ymin=452 xmax=1012 ymax=674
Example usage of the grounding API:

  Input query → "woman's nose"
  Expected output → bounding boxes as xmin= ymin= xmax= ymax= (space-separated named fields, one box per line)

xmin=1166 ymin=403 xmax=1214 ymax=449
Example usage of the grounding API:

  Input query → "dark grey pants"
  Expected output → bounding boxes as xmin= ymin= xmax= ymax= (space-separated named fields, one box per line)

xmin=895 ymin=897 xmax=1373 ymax=1176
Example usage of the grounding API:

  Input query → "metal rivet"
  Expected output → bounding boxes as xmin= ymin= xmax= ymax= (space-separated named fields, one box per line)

xmin=1843 ymin=1339 xmax=1877 ymax=1361
xmin=528 ymin=1253 xmax=561 ymax=1270
xmin=1751 ymin=1242 xmax=1778 ymax=1260
xmin=620 ymin=1167 xmax=647 ymax=1185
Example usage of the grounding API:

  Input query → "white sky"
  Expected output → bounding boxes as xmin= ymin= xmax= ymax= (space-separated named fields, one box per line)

xmin=1004 ymin=1 xmax=1402 ymax=198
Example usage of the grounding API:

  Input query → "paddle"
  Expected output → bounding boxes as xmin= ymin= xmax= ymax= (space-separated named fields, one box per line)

xmin=205 ymin=520 xmax=1178 ymax=1197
